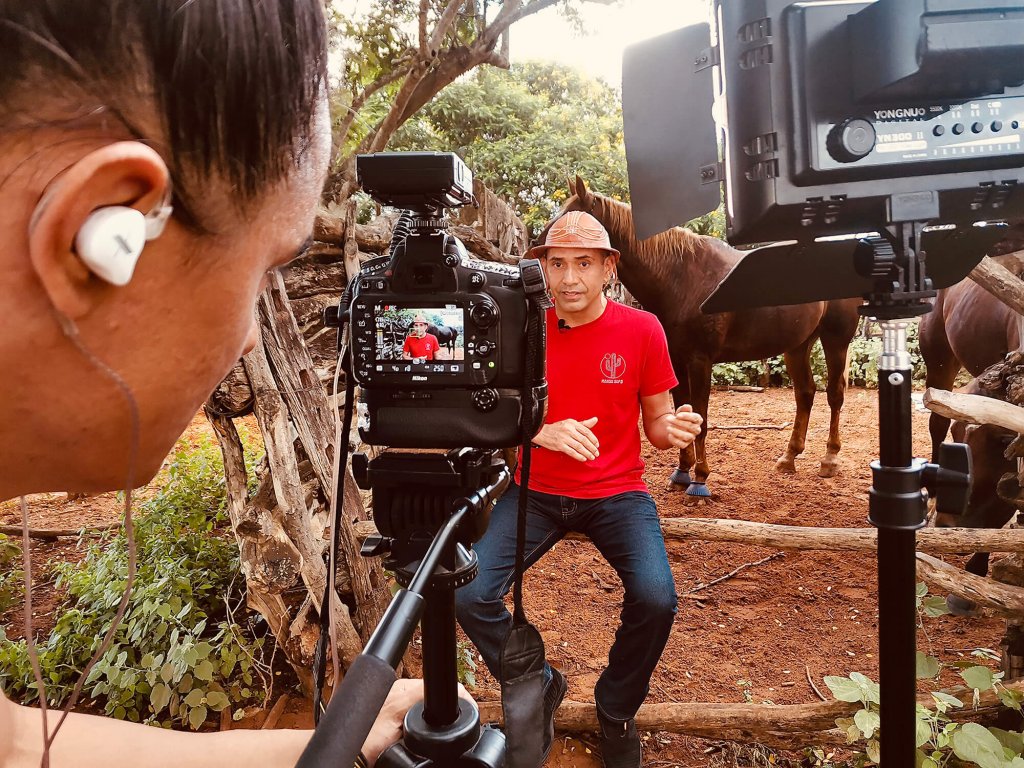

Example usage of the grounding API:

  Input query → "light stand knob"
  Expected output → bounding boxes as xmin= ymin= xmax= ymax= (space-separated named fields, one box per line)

xmin=922 ymin=442 xmax=972 ymax=517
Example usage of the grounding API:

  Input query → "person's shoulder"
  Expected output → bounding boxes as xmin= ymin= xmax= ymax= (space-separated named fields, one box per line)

xmin=0 ymin=691 xmax=15 ymax=763
xmin=609 ymin=301 xmax=661 ymax=331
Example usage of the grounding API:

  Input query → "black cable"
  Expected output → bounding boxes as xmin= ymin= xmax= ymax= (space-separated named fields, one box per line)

xmin=313 ymin=279 xmax=359 ymax=724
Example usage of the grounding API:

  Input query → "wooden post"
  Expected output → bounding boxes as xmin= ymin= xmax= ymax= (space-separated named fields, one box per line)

xmin=473 ymin=679 xmax=1024 ymax=749
xmin=353 ymin=517 xmax=1024 ymax=554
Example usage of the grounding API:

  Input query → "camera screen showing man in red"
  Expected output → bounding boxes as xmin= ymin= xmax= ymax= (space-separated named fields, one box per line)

xmin=402 ymin=314 xmax=441 ymax=361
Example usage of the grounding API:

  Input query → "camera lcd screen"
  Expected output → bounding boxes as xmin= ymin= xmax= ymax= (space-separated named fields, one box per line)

xmin=372 ymin=304 xmax=466 ymax=375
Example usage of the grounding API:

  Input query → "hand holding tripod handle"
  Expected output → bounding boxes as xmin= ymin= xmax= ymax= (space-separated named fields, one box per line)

xmin=295 ymin=653 xmax=398 ymax=768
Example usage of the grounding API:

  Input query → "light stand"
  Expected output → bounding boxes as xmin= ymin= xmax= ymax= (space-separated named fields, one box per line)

xmin=703 ymin=220 xmax=977 ymax=765
xmin=856 ymin=225 xmax=972 ymax=766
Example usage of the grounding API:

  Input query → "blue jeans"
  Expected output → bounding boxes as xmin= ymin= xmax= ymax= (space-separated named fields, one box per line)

xmin=454 ymin=484 xmax=677 ymax=721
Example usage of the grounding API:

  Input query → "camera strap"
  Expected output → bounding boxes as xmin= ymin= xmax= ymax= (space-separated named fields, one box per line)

xmin=499 ymin=292 xmax=548 ymax=768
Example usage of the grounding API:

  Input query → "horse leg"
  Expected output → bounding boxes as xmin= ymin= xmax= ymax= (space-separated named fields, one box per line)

xmin=685 ymin=356 xmax=714 ymax=497
xmin=667 ymin=371 xmax=695 ymax=491
xmin=776 ymin=340 xmax=817 ymax=474
xmin=818 ymin=334 xmax=852 ymax=478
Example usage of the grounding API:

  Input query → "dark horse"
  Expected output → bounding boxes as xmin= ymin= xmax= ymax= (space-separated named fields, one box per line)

xmin=919 ymin=252 xmax=1023 ymax=612
xmin=426 ymin=323 xmax=459 ymax=356
xmin=545 ymin=177 xmax=861 ymax=496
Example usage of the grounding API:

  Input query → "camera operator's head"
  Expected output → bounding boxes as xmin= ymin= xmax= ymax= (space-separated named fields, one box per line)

xmin=530 ymin=211 xmax=619 ymax=322
xmin=0 ymin=1 xmax=330 ymax=499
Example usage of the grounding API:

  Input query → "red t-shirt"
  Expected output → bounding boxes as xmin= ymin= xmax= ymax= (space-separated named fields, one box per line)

xmin=519 ymin=300 xmax=678 ymax=498
xmin=403 ymin=333 xmax=441 ymax=360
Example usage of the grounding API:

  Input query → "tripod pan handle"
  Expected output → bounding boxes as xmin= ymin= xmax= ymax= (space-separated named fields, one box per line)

xmin=296 ymin=653 xmax=397 ymax=768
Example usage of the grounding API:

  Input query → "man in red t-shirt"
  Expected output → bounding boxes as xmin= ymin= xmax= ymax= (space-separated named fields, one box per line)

xmin=455 ymin=211 xmax=702 ymax=768
xmin=402 ymin=314 xmax=441 ymax=361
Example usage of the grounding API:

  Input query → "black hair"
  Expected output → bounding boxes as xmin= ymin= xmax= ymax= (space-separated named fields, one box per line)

xmin=0 ymin=0 xmax=328 ymax=223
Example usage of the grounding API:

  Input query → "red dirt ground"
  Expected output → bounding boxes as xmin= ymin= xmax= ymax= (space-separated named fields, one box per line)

xmin=2 ymin=389 xmax=1011 ymax=767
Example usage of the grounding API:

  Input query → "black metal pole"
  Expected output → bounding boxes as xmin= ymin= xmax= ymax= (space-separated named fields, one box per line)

xmin=421 ymin=543 xmax=462 ymax=727
xmin=871 ymin=320 xmax=925 ymax=768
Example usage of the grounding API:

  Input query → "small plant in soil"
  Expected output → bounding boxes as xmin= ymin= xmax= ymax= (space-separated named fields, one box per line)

xmin=820 ymin=584 xmax=1024 ymax=768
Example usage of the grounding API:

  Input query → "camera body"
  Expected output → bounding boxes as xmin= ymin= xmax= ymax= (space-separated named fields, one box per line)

xmin=342 ymin=152 xmax=546 ymax=449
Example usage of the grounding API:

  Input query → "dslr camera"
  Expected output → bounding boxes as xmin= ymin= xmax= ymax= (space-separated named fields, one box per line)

xmin=339 ymin=151 xmax=547 ymax=449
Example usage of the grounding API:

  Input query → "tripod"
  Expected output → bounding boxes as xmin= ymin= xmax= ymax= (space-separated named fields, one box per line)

xmin=294 ymin=449 xmax=509 ymax=768
xmin=360 ymin=449 xmax=510 ymax=768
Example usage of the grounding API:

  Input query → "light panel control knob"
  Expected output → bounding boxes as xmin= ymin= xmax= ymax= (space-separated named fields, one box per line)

xmin=826 ymin=118 xmax=876 ymax=163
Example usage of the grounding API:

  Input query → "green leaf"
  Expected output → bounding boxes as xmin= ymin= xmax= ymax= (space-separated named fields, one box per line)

xmin=854 ymin=708 xmax=880 ymax=739
xmin=988 ymin=728 xmax=1024 ymax=755
xmin=194 ymin=660 xmax=214 ymax=682
xmin=160 ymin=663 xmax=175 ymax=684
xmin=921 ymin=595 xmax=951 ymax=617
xmin=916 ymin=652 xmax=941 ymax=680
xmin=932 ymin=691 xmax=964 ymax=712
xmin=824 ymin=676 xmax=864 ymax=703
xmin=866 ymin=738 xmax=881 ymax=764
xmin=205 ymin=691 xmax=230 ymax=711
xmin=150 ymin=683 xmax=171 ymax=714
xmin=998 ymin=688 xmax=1024 ymax=713
xmin=961 ymin=666 xmax=996 ymax=691
xmin=188 ymin=705 xmax=208 ymax=731
xmin=916 ymin=714 xmax=933 ymax=748
xmin=194 ymin=642 xmax=213 ymax=659
xmin=951 ymin=723 xmax=1012 ymax=768
xmin=184 ymin=689 xmax=205 ymax=707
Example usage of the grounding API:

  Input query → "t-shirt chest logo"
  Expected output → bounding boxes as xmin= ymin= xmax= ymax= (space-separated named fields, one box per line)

xmin=600 ymin=352 xmax=626 ymax=384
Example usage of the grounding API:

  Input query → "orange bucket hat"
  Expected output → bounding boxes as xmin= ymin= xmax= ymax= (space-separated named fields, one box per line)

xmin=528 ymin=211 xmax=620 ymax=259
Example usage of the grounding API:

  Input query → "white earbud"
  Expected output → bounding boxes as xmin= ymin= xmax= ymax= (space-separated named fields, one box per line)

xmin=74 ymin=195 xmax=174 ymax=287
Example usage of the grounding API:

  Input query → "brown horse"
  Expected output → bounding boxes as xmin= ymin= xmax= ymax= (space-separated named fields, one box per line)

xmin=920 ymin=252 xmax=1024 ymax=459
xmin=545 ymin=177 xmax=861 ymax=496
xmin=919 ymin=258 xmax=1023 ymax=612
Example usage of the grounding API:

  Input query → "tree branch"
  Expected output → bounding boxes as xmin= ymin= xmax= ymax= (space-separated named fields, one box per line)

xmin=429 ymin=0 xmax=470 ymax=55
xmin=337 ymin=62 xmax=413 ymax=146
xmin=418 ymin=0 xmax=430 ymax=56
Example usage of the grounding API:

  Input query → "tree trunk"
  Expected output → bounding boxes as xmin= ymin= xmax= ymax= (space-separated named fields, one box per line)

xmin=257 ymin=271 xmax=389 ymax=642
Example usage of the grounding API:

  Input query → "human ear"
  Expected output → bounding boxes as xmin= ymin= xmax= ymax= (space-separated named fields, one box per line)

xmin=28 ymin=142 xmax=171 ymax=318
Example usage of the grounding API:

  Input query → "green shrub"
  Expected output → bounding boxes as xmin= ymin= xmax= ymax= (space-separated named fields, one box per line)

xmin=0 ymin=427 xmax=269 ymax=729
xmin=711 ymin=319 xmax=930 ymax=390
xmin=0 ymin=533 xmax=23 ymax=615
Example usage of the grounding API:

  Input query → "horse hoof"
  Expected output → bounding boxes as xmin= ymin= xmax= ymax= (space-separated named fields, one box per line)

xmin=668 ymin=469 xmax=692 ymax=492
xmin=685 ymin=482 xmax=712 ymax=498
xmin=946 ymin=594 xmax=979 ymax=617
xmin=818 ymin=462 xmax=839 ymax=478
xmin=775 ymin=458 xmax=797 ymax=474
